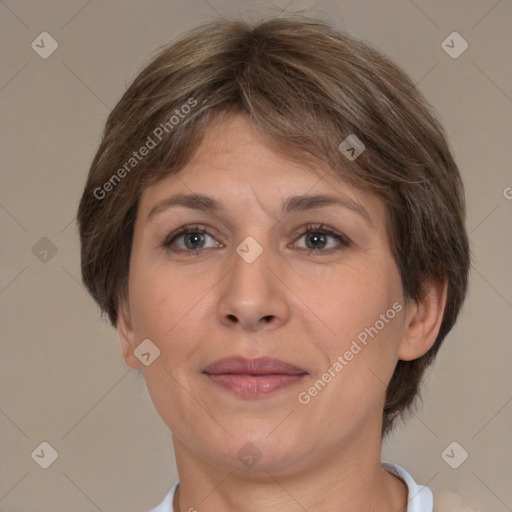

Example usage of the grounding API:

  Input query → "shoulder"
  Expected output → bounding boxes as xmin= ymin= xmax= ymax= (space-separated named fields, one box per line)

xmin=382 ymin=461 xmax=433 ymax=511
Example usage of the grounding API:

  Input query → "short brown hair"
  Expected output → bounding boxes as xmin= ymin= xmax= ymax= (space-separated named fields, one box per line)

xmin=77 ymin=15 xmax=470 ymax=436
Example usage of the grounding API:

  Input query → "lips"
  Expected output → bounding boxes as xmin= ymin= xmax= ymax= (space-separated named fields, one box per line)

xmin=203 ymin=356 xmax=307 ymax=375
xmin=202 ymin=357 xmax=308 ymax=397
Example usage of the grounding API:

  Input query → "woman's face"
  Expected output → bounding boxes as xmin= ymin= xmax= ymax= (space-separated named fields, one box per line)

xmin=119 ymin=113 xmax=411 ymax=474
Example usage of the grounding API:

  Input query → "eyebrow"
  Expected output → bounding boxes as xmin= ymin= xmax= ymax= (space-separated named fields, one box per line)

xmin=147 ymin=192 xmax=372 ymax=225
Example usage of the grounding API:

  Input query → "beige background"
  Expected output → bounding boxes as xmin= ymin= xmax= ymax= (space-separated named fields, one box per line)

xmin=1 ymin=0 xmax=511 ymax=511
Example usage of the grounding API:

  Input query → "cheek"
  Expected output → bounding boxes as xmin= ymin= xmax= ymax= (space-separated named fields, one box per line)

xmin=301 ymin=255 xmax=403 ymax=348
xmin=128 ymin=258 xmax=210 ymax=341
xmin=127 ymin=261 xmax=211 ymax=433
xmin=300 ymin=256 xmax=405 ymax=409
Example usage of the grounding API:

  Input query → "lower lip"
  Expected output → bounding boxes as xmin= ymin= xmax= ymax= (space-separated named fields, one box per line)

xmin=205 ymin=373 xmax=306 ymax=397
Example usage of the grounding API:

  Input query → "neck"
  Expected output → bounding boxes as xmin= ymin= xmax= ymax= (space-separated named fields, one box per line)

xmin=171 ymin=419 xmax=408 ymax=512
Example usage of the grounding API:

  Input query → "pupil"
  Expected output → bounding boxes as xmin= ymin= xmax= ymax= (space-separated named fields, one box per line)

xmin=307 ymin=233 xmax=326 ymax=249
xmin=185 ymin=233 xmax=203 ymax=249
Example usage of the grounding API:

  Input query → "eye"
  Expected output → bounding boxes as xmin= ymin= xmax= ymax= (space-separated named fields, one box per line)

xmin=161 ymin=223 xmax=350 ymax=256
xmin=292 ymin=224 xmax=351 ymax=256
xmin=161 ymin=224 xmax=223 ymax=254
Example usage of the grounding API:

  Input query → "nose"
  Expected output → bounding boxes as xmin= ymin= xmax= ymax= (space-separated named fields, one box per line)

xmin=216 ymin=240 xmax=290 ymax=332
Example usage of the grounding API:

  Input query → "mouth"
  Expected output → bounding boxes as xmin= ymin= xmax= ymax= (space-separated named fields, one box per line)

xmin=202 ymin=356 xmax=308 ymax=397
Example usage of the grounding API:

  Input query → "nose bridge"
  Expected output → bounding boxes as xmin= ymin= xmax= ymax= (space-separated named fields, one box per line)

xmin=216 ymin=231 xmax=288 ymax=330
xmin=230 ymin=233 xmax=274 ymax=296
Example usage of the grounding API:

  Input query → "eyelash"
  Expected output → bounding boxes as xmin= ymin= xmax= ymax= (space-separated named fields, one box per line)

xmin=161 ymin=223 xmax=351 ymax=257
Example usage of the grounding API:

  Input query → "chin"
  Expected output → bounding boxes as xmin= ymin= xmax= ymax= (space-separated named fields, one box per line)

xmin=199 ymin=430 xmax=311 ymax=475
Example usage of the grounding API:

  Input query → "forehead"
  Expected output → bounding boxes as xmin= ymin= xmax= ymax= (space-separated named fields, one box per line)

xmin=138 ymin=113 xmax=386 ymax=224
xmin=179 ymin=113 xmax=326 ymax=182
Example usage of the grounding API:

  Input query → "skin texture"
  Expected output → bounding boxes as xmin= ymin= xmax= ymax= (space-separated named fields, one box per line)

xmin=117 ymin=113 xmax=447 ymax=512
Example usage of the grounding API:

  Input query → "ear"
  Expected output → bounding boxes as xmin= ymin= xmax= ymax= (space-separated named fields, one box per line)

xmin=117 ymin=297 xmax=142 ymax=370
xmin=397 ymin=279 xmax=448 ymax=361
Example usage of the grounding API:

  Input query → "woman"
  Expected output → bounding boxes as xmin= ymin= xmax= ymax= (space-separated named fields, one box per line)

xmin=77 ymin=15 xmax=470 ymax=512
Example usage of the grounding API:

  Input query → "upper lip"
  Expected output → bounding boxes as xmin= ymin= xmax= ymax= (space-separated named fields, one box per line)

xmin=202 ymin=357 xmax=307 ymax=375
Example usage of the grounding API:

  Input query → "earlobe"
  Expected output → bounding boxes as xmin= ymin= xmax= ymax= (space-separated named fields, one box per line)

xmin=117 ymin=298 xmax=141 ymax=370
xmin=397 ymin=279 xmax=448 ymax=361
